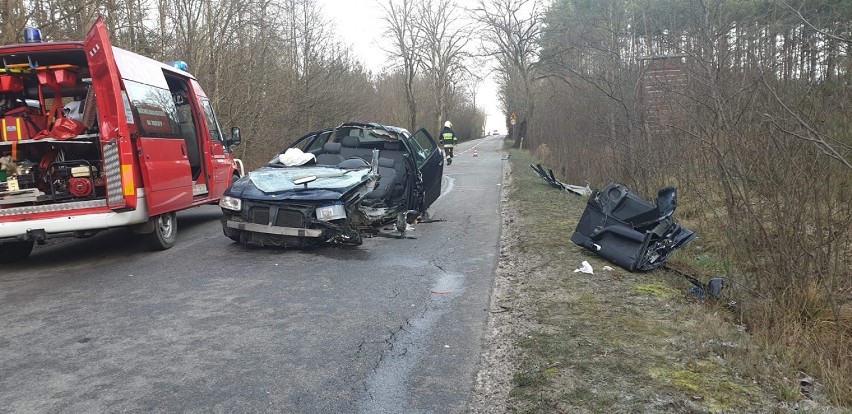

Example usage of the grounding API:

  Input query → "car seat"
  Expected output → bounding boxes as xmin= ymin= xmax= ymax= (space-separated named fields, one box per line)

xmin=316 ymin=142 xmax=345 ymax=165
xmin=363 ymin=157 xmax=397 ymax=200
xmin=571 ymin=182 xmax=696 ymax=271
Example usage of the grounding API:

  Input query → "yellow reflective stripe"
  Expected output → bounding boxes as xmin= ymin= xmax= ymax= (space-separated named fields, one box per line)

xmin=121 ymin=164 xmax=135 ymax=195
xmin=2 ymin=118 xmax=24 ymax=141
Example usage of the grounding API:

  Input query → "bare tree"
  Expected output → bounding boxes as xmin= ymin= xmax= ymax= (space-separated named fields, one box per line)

xmin=416 ymin=0 xmax=473 ymax=133
xmin=381 ymin=0 xmax=423 ymax=132
xmin=1 ymin=0 xmax=27 ymax=44
xmin=473 ymin=0 xmax=544 ymax=147
xmin=766 ymin=0 xmax=852 ymax=170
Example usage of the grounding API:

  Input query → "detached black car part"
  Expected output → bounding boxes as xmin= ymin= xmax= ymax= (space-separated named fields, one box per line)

xmin=529 ymin=163 xmax=591 ymax=196
xmin=571 ymin=182 xmax=697 ymax=271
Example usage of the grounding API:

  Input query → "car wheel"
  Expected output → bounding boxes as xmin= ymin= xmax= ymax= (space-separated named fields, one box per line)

xmin=143 ymin=212 xmax=177 ymax=250
xmin=223 ymin=226 xmax=241 ymax=242
xmin=395 ymin=212 xmax=408 ymax=237
xmin=348 ymin=231 xmax=363 ymax=246
xmin=0 ymin=240 xmax=35 ymax=263
xmin=333 ymin=228 xmax=362 ymax=246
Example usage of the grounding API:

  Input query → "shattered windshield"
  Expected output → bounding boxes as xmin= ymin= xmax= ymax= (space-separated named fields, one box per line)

xmin=249 ymin=166 xmax=371 ymax=193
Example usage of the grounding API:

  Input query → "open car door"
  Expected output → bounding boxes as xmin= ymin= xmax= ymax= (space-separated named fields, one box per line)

xmin=409 ymin=128 xmax=443 ymax=209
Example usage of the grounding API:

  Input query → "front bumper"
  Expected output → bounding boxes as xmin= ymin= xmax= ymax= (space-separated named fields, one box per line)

xmin=225 ymin=220 xmax=323 ymax=238
xmin=222 ymin=201 xmax=334 ymax=247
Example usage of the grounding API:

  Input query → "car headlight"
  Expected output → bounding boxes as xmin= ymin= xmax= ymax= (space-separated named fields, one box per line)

xmin=219 ymin=196 xmax=242 ymax=211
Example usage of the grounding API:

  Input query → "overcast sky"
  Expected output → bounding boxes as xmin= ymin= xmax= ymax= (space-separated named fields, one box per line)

xmin=317 ymin=0 xmax=505 ymax=133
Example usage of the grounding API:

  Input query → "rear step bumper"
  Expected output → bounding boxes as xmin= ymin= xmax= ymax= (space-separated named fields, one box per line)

xmin=0 ymin=193 xmax=149 ymax=240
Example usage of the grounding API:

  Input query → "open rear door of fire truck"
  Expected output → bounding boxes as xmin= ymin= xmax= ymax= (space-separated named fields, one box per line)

xmin=84 ymin=17 xmax=133 ymax=210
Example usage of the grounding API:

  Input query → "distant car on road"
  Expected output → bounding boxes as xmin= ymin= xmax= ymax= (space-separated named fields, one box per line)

xmin=220 ymin=122 xmax=443 ymax=247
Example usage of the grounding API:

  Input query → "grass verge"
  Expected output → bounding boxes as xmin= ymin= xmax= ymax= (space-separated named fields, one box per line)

xmin=498 ymin=148 xmax=847 ymax=413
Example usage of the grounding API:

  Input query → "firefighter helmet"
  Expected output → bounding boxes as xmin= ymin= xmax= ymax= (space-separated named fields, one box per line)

xmin=444 ymin=121 xmax=452 ymax=128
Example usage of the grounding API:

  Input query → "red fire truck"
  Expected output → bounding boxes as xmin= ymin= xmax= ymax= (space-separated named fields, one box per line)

xmin=0 ymin=18 xmax=243 ymax=262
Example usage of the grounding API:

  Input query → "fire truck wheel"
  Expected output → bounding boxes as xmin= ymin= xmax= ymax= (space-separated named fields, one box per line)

xmin=144 ymin=212 xmax=177 ymax=251
xmin=0 ymin=240 xmax=34 ymax=263
xmin=231 ymin=173 xmax=240 ymax=187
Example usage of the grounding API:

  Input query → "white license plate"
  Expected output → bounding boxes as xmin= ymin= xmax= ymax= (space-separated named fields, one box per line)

xmin=316 ymin=204 xmax=346 ymax=221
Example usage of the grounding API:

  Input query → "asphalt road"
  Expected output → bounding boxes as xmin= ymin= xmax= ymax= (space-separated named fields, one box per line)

xmin=0 ymin=135 xmax=506 ymax=413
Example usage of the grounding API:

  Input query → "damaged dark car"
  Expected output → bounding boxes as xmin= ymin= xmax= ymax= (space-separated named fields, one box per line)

xmin=220 ymin=122 xmax=443 ymax=247
xmin=571 ymin=182 xmax=697 ymax=271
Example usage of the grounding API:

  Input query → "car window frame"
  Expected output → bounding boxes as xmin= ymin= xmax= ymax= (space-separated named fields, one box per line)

xmin=199 ymin=99 xmax=225 ymax=142
xmin=408 ymin=128 xmax=438 ymax=169
xmin=290 ymin=129 xmax=327 ymax=152
xmin=303 ymin=130 xmax=332 ymax=152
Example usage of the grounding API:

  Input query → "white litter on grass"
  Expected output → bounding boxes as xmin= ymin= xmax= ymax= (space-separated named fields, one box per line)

xmin=574 ymin=261 xmax=594 ymax=274
xmin=602 ymin=266 xmax=613 ymax=271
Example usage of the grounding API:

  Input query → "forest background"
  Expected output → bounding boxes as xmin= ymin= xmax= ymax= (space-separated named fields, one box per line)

xmin=1 ymin=0 xmax=850 ymax=405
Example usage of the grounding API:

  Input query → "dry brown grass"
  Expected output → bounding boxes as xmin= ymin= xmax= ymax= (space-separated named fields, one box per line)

xmin=736 ymin=285 xmax=852 ymax=406
xmin=661 ymin=156 xmax=852 ymax=407
xmin=533 ymin=143 xmax=551 ymax=165
xmin=496 ymin=148 xmax=840 ymax=412
xmin=521 ymin=2 xmax=852 ymax=407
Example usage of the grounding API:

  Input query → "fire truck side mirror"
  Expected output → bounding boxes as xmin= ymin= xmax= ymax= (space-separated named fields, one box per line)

xmin=227 ymin=127 xmax=242 ymax=148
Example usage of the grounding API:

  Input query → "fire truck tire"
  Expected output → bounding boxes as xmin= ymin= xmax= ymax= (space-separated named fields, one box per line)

xmin=144 ymin=212 xmax=177 ymax=251
xmin=231 ymin=173 xmax=240 ymax=186
xmin=0 ymin=240 xmax=34 ymax=263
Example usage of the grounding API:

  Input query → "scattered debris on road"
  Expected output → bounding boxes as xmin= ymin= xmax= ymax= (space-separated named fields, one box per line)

xmin=571 ymin=182 xmax=696 ymax=271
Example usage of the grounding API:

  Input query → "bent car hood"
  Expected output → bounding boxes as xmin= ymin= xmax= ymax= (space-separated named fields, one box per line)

xmin=228 ymin=166 xmax=373 ymax=202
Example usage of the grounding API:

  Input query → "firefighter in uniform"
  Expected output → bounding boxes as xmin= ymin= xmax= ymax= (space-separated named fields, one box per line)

xmin=440 ymin=121 xmax=457 ymax=164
